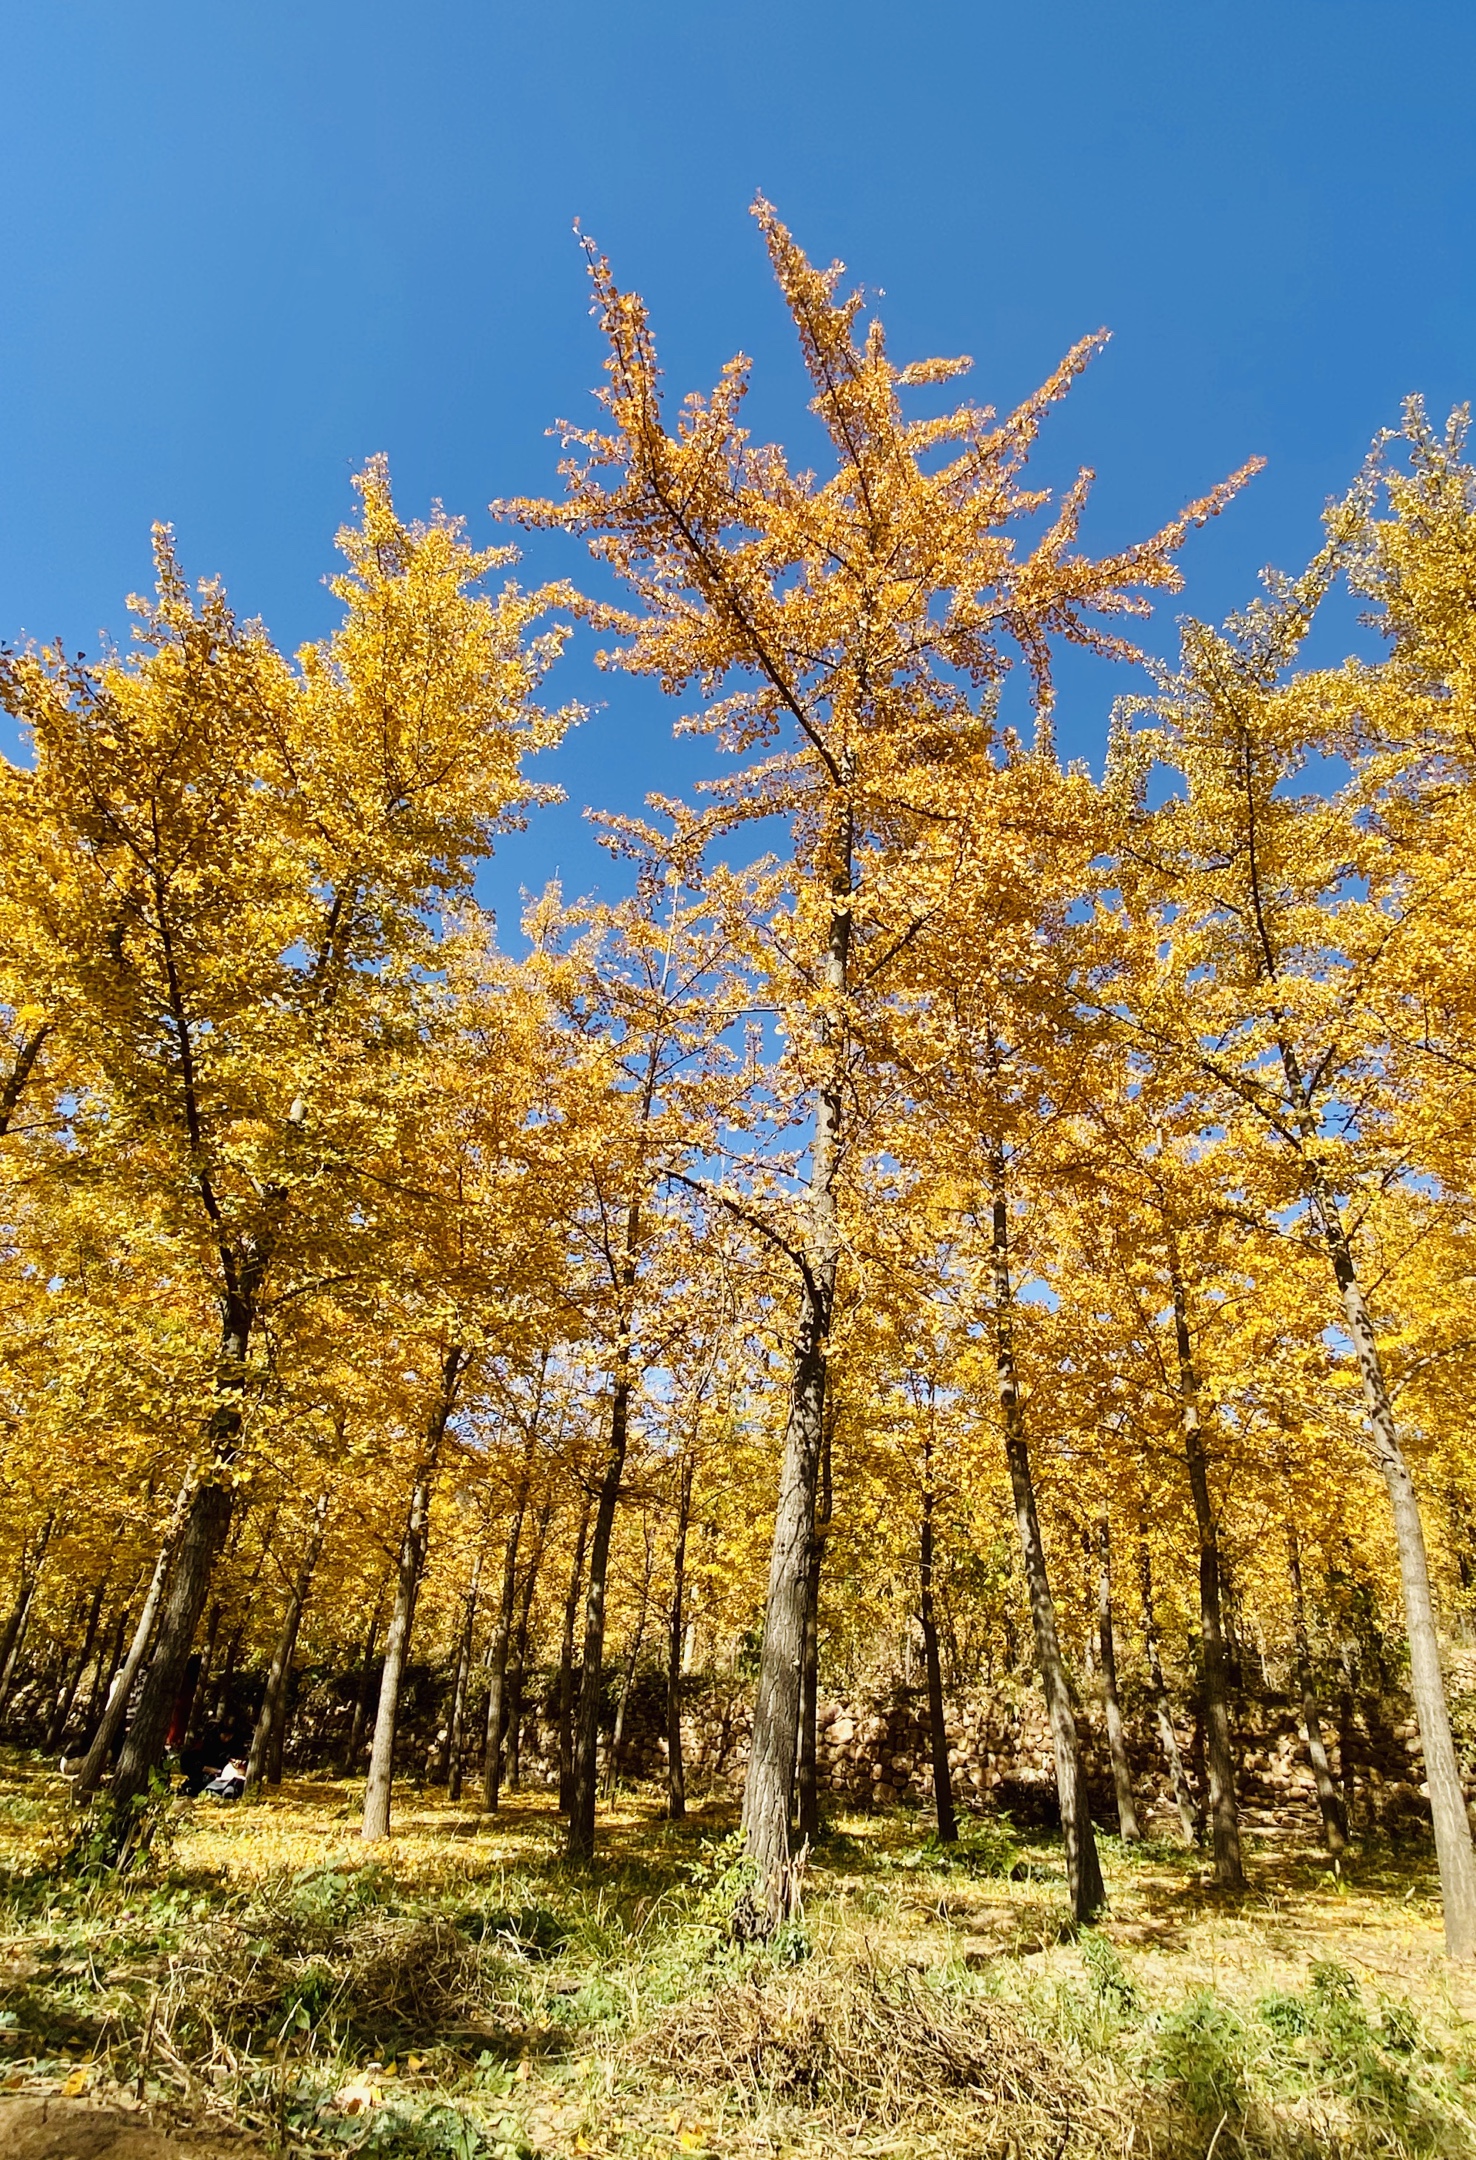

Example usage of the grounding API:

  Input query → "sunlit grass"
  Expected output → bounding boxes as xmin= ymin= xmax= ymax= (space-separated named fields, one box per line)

xmin=1 ymin=1751 xmax=1473 ymax=2157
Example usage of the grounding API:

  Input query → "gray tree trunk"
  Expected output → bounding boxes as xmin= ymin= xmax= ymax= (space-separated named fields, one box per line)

xmin=743 ymin=860 xmax=851 ymax=1919
xmin=667 ymin=1455 xmax=693 ymax=1821
xmin=558 ymin=1494 xmax=592 ymax=1812
xmin=245 ymin=1491 xmax=328 ymax=1797
xmin=362 ymin=1346 xmax=463 ymax=1842
xmin=443 ymin=1556 xmax=482 ymax=1801
xmin=991 ymin=1146 xmax=1104 ymax=1922
xmin=1285 ymin=1517 xmax=1346 ymax=1854
xmin=1138 ymin=1541 xmax=1199 ymax=1845
xmin=482 ymin=1488 xmax=527 ymax=1811
xmin=1096 ymin=1516 xmax=1141 ymax=1842
xmin=1166 ymin=1245 xmax=1244 ymax=1891
xmin=920 ymin=1458 xmax=957 ymax=1845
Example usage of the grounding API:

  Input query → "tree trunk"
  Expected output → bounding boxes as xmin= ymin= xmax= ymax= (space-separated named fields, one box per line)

xmin=606 ymin=1521 xmax=653 ymax=1796
xmin=1166 ymin=1244 xmax=1244 ymax=1891
xmin=443 ymin=1556 xmax=483 ymax=1801
xmin=667 ymin=1454 xmax=694 ymax=1821
xmin=83 ymin=1590 xmax=133 ymax=1747
xmin=46 ymin=1576 xmax=108 ymax=1755
xmin=559 ymin=1493 xmax=592 ymax=1813
xmin=111 ymin=1300 xmax=259 ymax=1809
xmin=482 ymin=1488 xmax=528 ymax=1812
xmin=74 ymin=1516 xmax=181 ymax=1799
xmin=920 ymin=1457 xmax=957 ymax=1846
xmin=796 ymin=1406 xmax=834 ymax=1845
xmin=1096 ymin=1516 xmax=1141 ymax=1842
xmin=1285 ymin=1517 xmax=1346 ymax=1854
xmin=362 ymin=1345 xmax=463 ymax=1842
xmin=1314 ymin=1185 xmax=1476 ymax=1955
xmin=0 ymin=1515 xmax=55 ymax=1718
xmin=568 ymin=1359 xmax=634 ymax=1860
xmin=991 ymin=1145 xmax=1104 ymax=1922
xmin=506 ymin=1511 xmax=547 ymax=1792
xmin=344 ymin=1595 xmax=385 ymax=1775
xmin=246 ymin=1492 xmax=328 ymax=1797
xmin=743 ymin=855 xmax=851 ymax=1918
xmin=1138 ymin=1541 xmax=1199 ymax=1846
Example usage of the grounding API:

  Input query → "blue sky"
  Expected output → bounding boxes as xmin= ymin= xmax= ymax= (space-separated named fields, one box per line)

xmin=3 ymin=1 xmax=1473 ymax=931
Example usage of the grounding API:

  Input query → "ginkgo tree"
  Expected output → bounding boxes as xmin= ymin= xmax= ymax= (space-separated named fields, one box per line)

xmin=510 ymin=198 xmax=1250 ymax=1915
xmin=0 ymin=463 xmax=575 ymax=1810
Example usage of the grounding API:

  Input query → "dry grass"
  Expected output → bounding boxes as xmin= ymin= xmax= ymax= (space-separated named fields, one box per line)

xmin=0 ymin=1757 xmax=1472 ymax=2158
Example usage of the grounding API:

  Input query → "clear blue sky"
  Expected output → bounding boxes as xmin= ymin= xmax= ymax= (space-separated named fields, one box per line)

xmin=3 ymin=1 xmax=1473 ymax=929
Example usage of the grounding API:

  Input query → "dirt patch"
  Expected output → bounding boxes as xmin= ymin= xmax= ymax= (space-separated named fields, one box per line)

xmin=0 ymin=2097 xmax=260 ymax=2159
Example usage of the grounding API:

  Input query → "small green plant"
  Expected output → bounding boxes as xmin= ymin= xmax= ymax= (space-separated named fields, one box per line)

xmin=1149 ymin=1989 xmax=1249 ymax=2125
xmin=1079 ymin=1931 xmax=1139 ymax=2019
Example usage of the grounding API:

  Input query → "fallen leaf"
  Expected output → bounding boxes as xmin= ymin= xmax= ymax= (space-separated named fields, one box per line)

xmin=62 ymin=2069 xmax=90 ymax=2098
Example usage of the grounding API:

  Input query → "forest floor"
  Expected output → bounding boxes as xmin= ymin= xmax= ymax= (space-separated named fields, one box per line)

xmin=0 ymin=1755 xmax=1473 ymax=2159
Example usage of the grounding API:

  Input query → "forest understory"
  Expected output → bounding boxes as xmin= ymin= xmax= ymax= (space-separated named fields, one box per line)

xmin=1 ymin=1752 xmax=1473 ymax=2160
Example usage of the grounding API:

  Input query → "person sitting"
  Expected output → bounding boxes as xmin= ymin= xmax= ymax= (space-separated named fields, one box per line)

xmin=201 ymin=1754 xmax=247 ymax=1800
xmin=182 ymin=1724 xmax=242 ymax=1797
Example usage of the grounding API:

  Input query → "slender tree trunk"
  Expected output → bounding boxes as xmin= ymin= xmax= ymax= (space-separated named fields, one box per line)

xmin=246 ymin=1492 xmax=328 ymax=1797
xmin=991 ymin=1145 xmax=1104 ymax=1922
xmin=344 ymin=1595 xmax=385 ymax=1775
xmin=796 ymin=1407 xmax=835 ymax=1845
xmin=85 ymin=1573 xmax=140 ymax=1745
xmin=506 ymin=1512 xmax=547 ymax=1792
xmin=362 ymin=1345 xmax=463 ymax=1842
xmin=1138 ymin=1542 xmax=1198 ymax=1845
xmin=744 ymin=846 xmax=851 ymax=1917
xmin=569 ymin=1355 xmax=635 ymax=1860
xmin=667 ymin=1455 xmax=693 ymax=1821
xmin=74 ymin=1519 xmax=181 ymax=1799
xmin=1166 ymin=1243 xmax=1244 ymax=1891
xmin=1096 ymin=1516 xmax=1141 ymax=1842
xmin=1285 ymin=1516 xmax=1347 ymax=1854
xmin=1313 ymin=1183 xmax=1476 ymax=1955
xmin=559 ymin=1493 xmax=592 ymax=1813
xmin=607 ymin=1521 xmax=653 ymax=1796
xmin=443 ymin=1556 xmax=483 ymax=1801
xmin=0 ymin=1513 xmax=56 ymax=1722
xmin=187 ymin=1603 xmax=223 ymax=1745
xmin=920 ymin=1454 xmax=958 ymax=1845
xmin=482 ymin=1489 xmax=528 ymax=1812
xmin=46 ymin=1576 xmax=107 ymax=1754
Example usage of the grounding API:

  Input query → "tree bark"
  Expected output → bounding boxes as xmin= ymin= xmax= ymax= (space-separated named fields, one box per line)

xmin=667 ymin=1454 xmax=694 ymax=1821
xmin=559 ymin=1494 xmax=592 ymax=1813
xmin=568 ymin=1357 xmax=634 ymax=1859
xmin=443 ymin=1556 xmax=483 ymax=1801
xmin=362 ymin=1345 xmax=463 ymax=1842
xmin=1166 ymin=1243 xmax=1244 ymax=1891
xmin=920 ymin=1455 xmax=958 ymax=1845
xmin=742 ymin=839 xmax=851 ymax=1919
xmin=482 ymin=1486 xmax=528 ymax=1812
xmin=343 ymin=1595 xmax=385 ymax=1775
xmin=991 ymin=1145 xmax=1104 ymax=1922
xmin=796 ymin=1406 xmax=835 ymax=1845
xmin=1314 ymin=1184 xmax=1476 ymax=1954
xmin=1096 ymin=1516 xmax=1141 ymax=1842
xmin=74 ymin=1515 xmax=181 ymax=1799
xmin=0 ymin=1513 xmax=56 ymax=1721
xmin=1285 ymin=1516 xmax=1347 ymax=1854
xmin=46 ymin=1574 xmax=107 ymax=1754
xmin=607 ymin=1520 xmax=653 ymax=1795
xmin=245 ymin=1492 xmax=328 ymax=1797
xmin=506 ymin=1511 xmax=547 ymax=1792
xmin=110 ymin=1298 xmax=260 ymax=1809
xmin=1138 ymin=1541 xmax=1199 ymax=1846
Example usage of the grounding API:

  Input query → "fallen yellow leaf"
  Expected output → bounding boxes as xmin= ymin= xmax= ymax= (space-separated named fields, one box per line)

xmin=61 ymin=2068 xmax=89 ymax=2098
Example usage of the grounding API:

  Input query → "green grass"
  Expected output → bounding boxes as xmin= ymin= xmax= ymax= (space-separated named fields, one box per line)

xmin=0 ymin=1753 xmax=1473 ymax=2158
